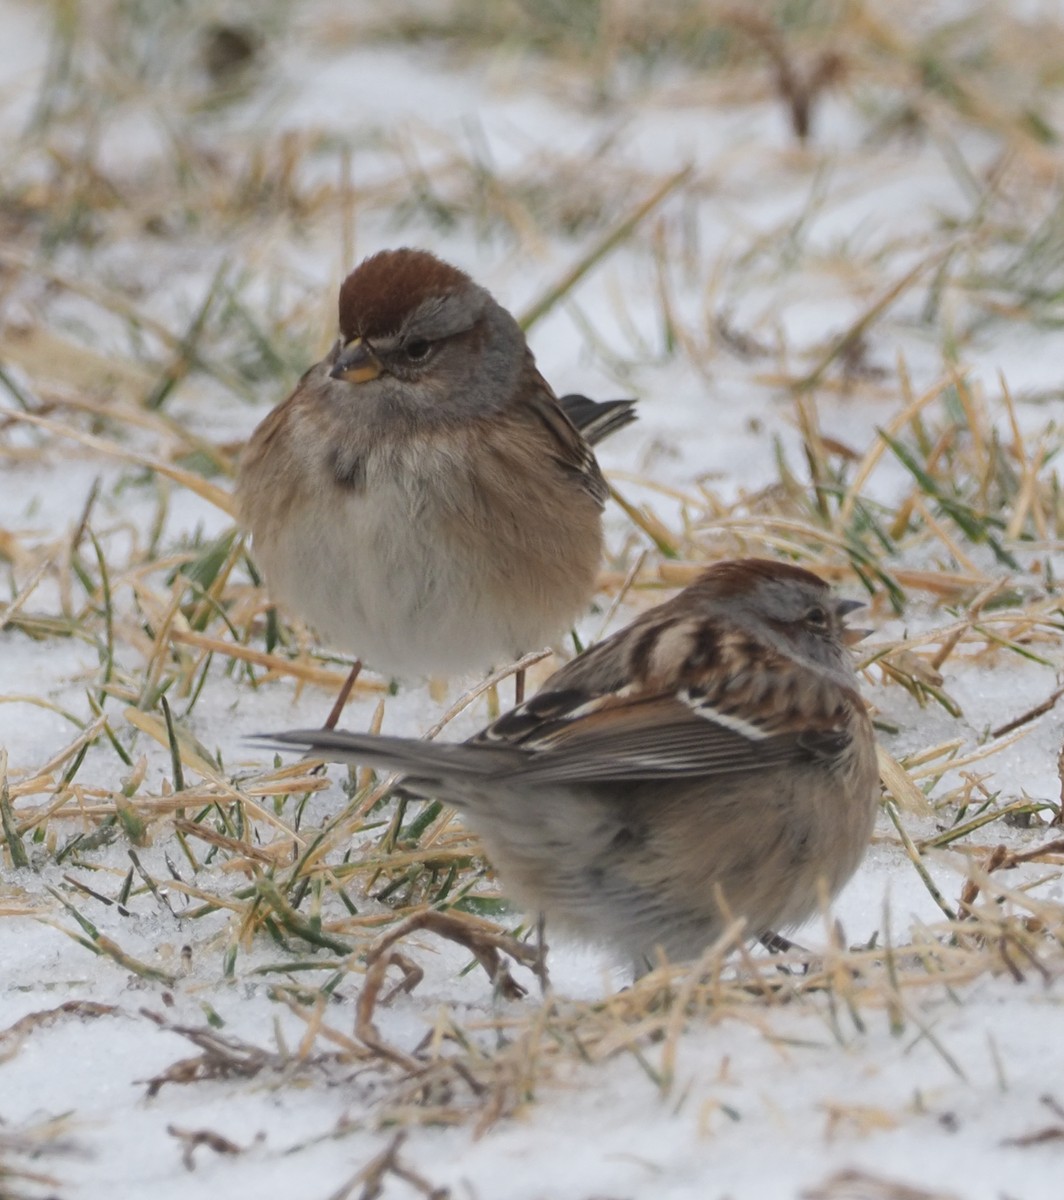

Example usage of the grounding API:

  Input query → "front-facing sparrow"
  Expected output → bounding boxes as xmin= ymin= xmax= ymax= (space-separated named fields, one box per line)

xmin=262 ymin=558 xmax=880 ymax=970
xmin=237 ymin=248 xmax=635 ymax=713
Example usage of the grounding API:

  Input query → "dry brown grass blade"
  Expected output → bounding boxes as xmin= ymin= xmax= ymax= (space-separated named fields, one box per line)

xmin=795 ymin=249 xmax=952 ymax=392
xmin=518 ymin=165 xmax=693 ymax=331
xmin=0 ymin=408 xmax=236 ymax=516
xmin=168 ymin=628 xmax=387 ymax=692
xmin=0 ymin=323 xmax=154 ymax=394
xmin=0 ymin=557 xmax=54 ymax=632
xmin=122 ymin=707 xmax=221 ymax=780
xmin=876 ymin=747 xmax=933 ymax=817
xmin=836 ymin=370 xmax=955 ymax=529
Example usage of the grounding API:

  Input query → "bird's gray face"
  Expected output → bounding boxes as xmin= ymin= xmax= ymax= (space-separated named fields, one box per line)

xmin=327 ymin=280 xmax=527 ymax=427
xmin=747 ymin=575 xmax=867 ymax=680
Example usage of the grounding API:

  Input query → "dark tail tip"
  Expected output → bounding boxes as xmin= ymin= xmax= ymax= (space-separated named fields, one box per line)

xmin=559 ymin=394 xmax=638 ymax=445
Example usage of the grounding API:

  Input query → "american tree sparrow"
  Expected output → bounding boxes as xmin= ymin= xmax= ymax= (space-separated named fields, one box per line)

xmin=237 ymin=248 xmax=635 ymax=720
xmin=262 ymin=558 xmax=880 ymax=969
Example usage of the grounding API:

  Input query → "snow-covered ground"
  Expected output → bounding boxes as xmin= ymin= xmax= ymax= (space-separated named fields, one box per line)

xmin=3 ymin=3 xmax=1064 ymax=1197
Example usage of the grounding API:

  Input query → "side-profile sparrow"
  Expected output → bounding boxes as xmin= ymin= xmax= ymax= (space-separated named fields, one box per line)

xmin=262 ymin=558 xmax=880 ymax=969
xmin=237 ymin=248 xmax=635 ymax=716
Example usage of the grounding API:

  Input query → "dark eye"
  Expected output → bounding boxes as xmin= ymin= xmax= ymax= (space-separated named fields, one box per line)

xmin=805 ymin=605 xmax=829 ymax=628
xmin=404 ymin=338 xmax=432 ymax=361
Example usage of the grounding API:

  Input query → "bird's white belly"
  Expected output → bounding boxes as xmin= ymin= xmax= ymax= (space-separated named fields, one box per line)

xmin=259 ymin=478 xmax=519 ymax=678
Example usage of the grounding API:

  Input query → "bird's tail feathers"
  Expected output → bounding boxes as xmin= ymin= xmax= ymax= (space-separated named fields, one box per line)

xmin=255 ymin=728 xmax=515 ymax=786
xmin=558 ymin=395 xmax=637 ymax=445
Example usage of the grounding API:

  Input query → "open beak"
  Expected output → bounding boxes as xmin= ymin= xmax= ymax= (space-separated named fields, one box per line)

xmin=330 ymin=337 xmax=382 ymax=384
xmin=836 ymin=598 xmax=872 ymax=645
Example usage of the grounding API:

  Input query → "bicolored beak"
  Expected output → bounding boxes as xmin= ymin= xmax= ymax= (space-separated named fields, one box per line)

xmin=330 ymin=337 xmax=382 ymax=384
xmin=836 ymin=598 xmax=872 ymax=645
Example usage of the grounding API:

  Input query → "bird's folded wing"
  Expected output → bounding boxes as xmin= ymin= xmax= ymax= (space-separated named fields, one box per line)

xmin=489 ymin=673 xmax=860 ymax=785
xmin=523 ymin=379 xmax=610 ymax=505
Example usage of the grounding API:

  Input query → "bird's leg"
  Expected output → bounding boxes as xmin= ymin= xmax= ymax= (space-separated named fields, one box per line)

xmin=759 ymin=930 xmax=796 ymax=955
xmin=533 ymin=911 xmax=550 ymax=995
xmin=631 ymin=954 xmax=655 ymax=981
xmin=514 ymin=668 xmax=526 ymax=706
xmin=323 ymin=659 xmax=362 ymax=730
xmin=759 ymin=930 xmax=814 ymax=976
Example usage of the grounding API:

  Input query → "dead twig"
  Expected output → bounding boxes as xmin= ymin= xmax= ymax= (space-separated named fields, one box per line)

xmin=139 ymin=1007 xmax=347 ymax=1095
xmin=326 ymin=1131 xmax=449 ymax=1200
xmin=992 ymin=683 xmax=1064 ymax=738
xmin=0 ymin=1000 xmax=120 ymax=1063
xmin=728 ymin=11 xmax=846 ymax=142
xmin=166 ymin=1124 xmax=245 ymax=1172
xmin=355 ymin=909 xmax=541 ymax=1070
